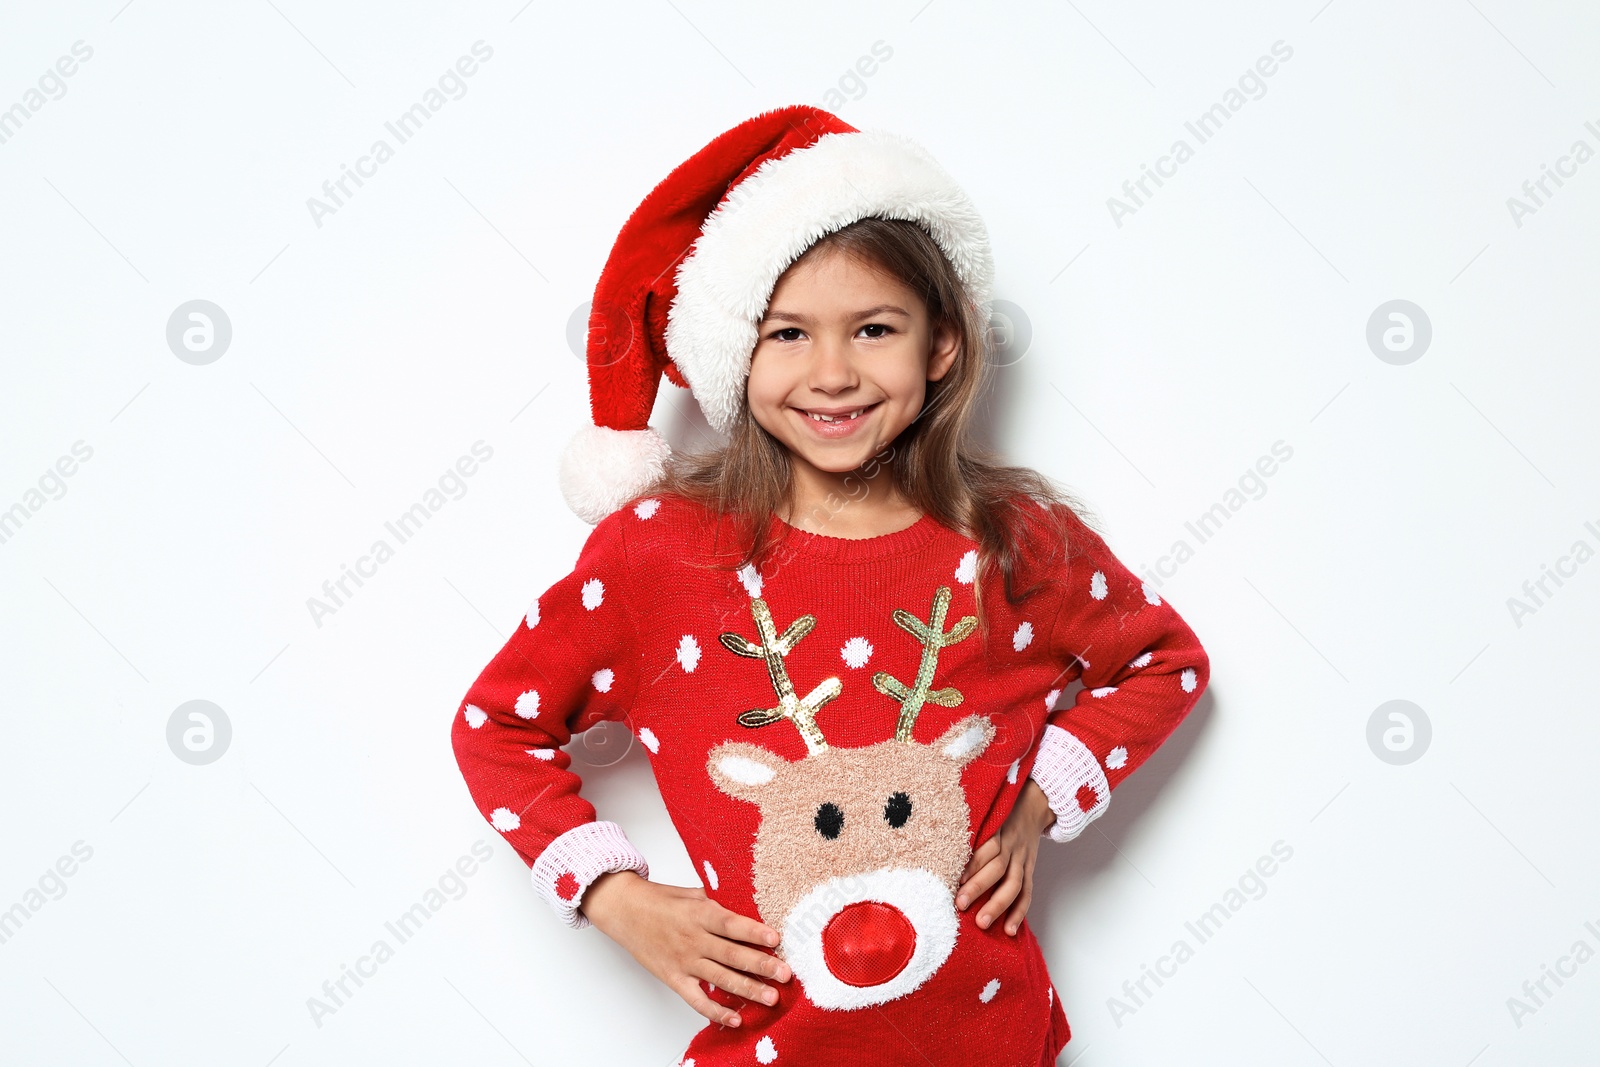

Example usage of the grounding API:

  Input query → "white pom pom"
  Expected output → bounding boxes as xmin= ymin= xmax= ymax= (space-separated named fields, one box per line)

xmin=558 ymin=425 xmax=672 ymax=524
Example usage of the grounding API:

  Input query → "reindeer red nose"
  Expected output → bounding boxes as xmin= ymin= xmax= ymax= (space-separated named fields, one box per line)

xmin=821 ymin=900 xmax=917 ymax=986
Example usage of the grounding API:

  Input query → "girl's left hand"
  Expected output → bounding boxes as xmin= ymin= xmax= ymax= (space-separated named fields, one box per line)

xmin=956 ymin=778 xmax=1058 ymax=936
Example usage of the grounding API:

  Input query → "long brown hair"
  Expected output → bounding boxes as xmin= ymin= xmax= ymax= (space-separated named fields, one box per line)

xmin=633 ymin=216 xmax=1100 ymax=641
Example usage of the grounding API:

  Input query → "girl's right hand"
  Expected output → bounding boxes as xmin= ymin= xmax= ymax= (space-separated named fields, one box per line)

xmin=581 ymin=869 xmax=792 ymax=1028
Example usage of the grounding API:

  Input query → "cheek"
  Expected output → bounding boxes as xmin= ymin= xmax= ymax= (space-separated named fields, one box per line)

xmin=745 ymin=359 xmax=784 ymax=407
xmin=881 ymin=344 xmax=932 ymax=391
xmin=745 ymin=362 xmax=800 ymax=435
xmin=883 ymin=367 xmax=929 ymax=407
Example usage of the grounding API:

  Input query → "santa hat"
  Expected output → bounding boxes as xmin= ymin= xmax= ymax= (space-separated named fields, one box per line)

xmin=559 ymin=104 xmax=995 ymax=524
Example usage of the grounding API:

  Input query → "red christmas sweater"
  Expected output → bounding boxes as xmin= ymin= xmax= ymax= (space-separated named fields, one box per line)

xmin=451 ymin=493 xmax=1209 ymax=1066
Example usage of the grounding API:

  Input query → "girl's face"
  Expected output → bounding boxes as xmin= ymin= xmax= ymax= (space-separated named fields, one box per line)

xmin=746 ymin=247 xmax=959 ymax=483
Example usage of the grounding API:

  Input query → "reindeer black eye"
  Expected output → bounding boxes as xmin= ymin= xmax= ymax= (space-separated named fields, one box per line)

xmin=815 ymin=801 xmax=844 ymax=839
xmin=884 ymin=791 xmax=912 ymax=829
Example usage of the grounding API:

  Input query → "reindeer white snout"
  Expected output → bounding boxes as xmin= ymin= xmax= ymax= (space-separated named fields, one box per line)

xmin=787 ymin=867 xmax=955 ymax=1008
xmin=707 ymin=586 xmax=993 ymax=1010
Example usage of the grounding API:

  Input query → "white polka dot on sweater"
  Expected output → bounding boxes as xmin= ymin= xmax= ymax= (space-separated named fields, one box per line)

xmin=702 ymin=859 xmax=719 ymax=890
xmin=980 ymin=978 xmax=1001 ymax=1002
xmin=1129 ymin=651 xmax=1154 ymax=668
xmin=678 ymin=635 xmax=702 ymax=672
xmin=1181 ymin=667 xmax=1197 ymax=692
xmin=737 ymin=563 xmax=762 ymax=598
xmin=634 ymin=497 xmax=660 ymax=519
xmin=490 ymin=807 xmax=520 ymax=831
xmin=1090 ymin=686 xmax=1118 ymax=698
xmin=755 ymin=1035 xmax=776 ymax=1064
xmin=592 ymin=668 xmax=614 ymax=693
xmin=524 ymin=599 xmax=539 ymax=628
xmin=955 ymin=550 xmax=977 ymax=585
xmin=1012 ymin=621 xmax=1034 ymax=651
xmin=526 ymin=748 xmax=556 ymax=760
xmin=841 ymin=636 xmax=874 ymax=668
xmin=463 ymin=704 xmax=487 ymax=729
xmin=1048 ymin=986 xmax=1053 ymax=1006
xmin=1090 ymin=571 xmax=1108 ymax=600
xmin=1143 ymin=582 xmax=1161 ymax=605
xmin=1044 ymin=687 xmax=1061 ymax=710
xmin=581 ymin=577 xmax=605 ymax=610
xmin=1007 ymin=759 xmax=1020 ymax=784
xmin=1106 ymin=745 xmax=1128 ymax=769
xmin=639 ymin=727 xmax=659 ymax=754
xmin=514 ymin=690 xmax=540 ymax=719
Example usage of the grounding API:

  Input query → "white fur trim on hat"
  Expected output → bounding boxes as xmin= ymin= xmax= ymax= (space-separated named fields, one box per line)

xmin=664 ymin=129 xmax=994 ymax=437
xmin=559 ymin=424 xmax=671 ymax=525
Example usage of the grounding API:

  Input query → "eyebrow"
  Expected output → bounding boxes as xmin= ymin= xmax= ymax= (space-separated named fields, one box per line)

xmin=761 ymin=304 xmax=912 ymax=325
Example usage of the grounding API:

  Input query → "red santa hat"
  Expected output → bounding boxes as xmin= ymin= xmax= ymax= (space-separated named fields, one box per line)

xmin=559 ymin=104 xmax=994 ymax=524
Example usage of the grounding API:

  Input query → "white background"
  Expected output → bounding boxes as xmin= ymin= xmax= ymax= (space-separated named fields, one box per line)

xmin=2 ymin=1 xmax=1597 ymax=1064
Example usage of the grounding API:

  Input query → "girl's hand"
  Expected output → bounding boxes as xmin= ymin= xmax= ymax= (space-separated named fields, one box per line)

xmin=581 ymin=870 xmax=792 ymax=1028
xmin=956 ymin=778 xmax=1058 ymax=936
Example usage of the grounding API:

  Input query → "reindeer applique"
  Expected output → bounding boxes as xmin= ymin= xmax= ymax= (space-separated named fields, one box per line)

xmin=706 ymin=585 xmax=995 ymax=1011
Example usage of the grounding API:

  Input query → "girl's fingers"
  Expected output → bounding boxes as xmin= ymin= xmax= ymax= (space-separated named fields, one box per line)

xmin=712 ymin=937 xmax=792 ymax=984
xmin=961 ymin=838 xmax=998 ymax=882
xmin=956 ymin=852 xmax=1007 ymax=909
xmin=674 ymin=973 xmax=741 ymax=1028
xmin=700 ymin=958 xmax=782 ymax=1008
xmin=1004 ymin=852 xmax=1038 ymax=934
xmin=1004 ymin=878 xmax=1033 ymax=935
xmin=709 ymin=901 xmax=781 ymax=949
xmin=978 ymin=855 xmax=1026 ymax=929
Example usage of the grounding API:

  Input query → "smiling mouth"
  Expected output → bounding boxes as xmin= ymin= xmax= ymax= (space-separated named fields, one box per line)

xmin=797 ymin=402 xmax=881 ymax=423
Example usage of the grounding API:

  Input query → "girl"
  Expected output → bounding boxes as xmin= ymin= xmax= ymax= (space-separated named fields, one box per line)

xmin=451 ymin=106 xmax=1209 ymax=1066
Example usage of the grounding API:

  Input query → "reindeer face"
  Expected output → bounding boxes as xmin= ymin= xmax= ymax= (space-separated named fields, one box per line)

xmin=706 ymin=585 xmax=995 ymax=1010
xmin=707 ymin=715 xmax=993 ymax=1009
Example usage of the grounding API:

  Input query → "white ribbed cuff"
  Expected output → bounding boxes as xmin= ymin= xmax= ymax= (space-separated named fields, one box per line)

xmin=530 ymin=820 xmax=651 ymax=930
xmin=1030 ymin=724 xmax=1111 ymax=843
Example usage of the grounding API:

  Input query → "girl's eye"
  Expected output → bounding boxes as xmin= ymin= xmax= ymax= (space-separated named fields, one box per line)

xmin=773 ymin=327 xmax=803 ymax=342
xmin=860 ymin=323 xmax=892 ymax=339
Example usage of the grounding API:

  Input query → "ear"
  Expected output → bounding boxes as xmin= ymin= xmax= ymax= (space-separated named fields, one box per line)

xmin=927 ymin=319 xmax=960 ymax=383
xmin=934 ymin=714 xmax=994 ymax=768
xmin=706 ymin=740 xmax=790 ymax=803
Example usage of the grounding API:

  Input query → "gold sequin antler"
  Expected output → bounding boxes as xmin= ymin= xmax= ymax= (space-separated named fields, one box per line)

xmin=873 ymin=585 xmax=978 ymax=742
xmin=719 ymin=597 xmax=843 ymax=756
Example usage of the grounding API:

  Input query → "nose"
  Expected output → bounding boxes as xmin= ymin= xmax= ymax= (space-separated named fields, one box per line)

xmin=821 ymin=900 xmax=917 ymax=987
xmin=807 ymin=333 xmax=859 ymax=393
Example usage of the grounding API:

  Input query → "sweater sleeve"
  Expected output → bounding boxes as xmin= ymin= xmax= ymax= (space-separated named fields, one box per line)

xmin=450 ymin=509 xmax=650 ymax=929
xmin=1029 ymin=506 xmax=1209 ymax=843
